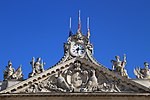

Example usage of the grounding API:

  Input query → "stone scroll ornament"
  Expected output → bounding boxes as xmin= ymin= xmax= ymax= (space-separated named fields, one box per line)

xmin=25 ymin=61 xmax=121 ymax=93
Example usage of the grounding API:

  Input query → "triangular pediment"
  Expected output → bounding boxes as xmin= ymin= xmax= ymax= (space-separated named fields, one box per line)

xmin=1 ymin=12 xmax=150 ymax=94
xmin=1 ymin=57 xmax=150 ymax=93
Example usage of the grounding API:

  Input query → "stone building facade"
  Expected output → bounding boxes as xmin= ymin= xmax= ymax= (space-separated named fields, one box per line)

xmin=0 ymin=12 xmax=150 ymax=100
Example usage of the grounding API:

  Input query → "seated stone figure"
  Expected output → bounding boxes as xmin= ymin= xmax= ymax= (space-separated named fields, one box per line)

xmin=12 ymin=65 xmax=23 ymax=80
xmin=134 ymin=62 xmax=150 ymax=79
xmin=111 ymin=54 xmax=129 ymax=78
xmin=29 ymin=57 xmax=45 ymax=77
xmin=4 ymin=61 xmax=23 ymax=80
xmin=4 ymin=61 xmax=15 ymax=80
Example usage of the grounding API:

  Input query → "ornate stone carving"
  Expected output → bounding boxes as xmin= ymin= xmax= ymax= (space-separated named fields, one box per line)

xmin=28 ymin=57 xmax=45 ymax=78
xmin=76 ymin=32 xmax=84 ymax=43
xmin=111 ymin=54 xmax=129 ymax=78
xmin=97 ymin=82 xmax=121 ymax=92
xmin=4 ymin=61 xmax=15 ymax=80
xmin=12 ymin=65 xmax=23 ymax=80
xmin=134 ymin=62 xmax=150 ymax=79
xmin=24 ymin=60 xmax=121 ymax=93
xmin=4 ymin=61 xmax=23 ymax=80
xmin=64 ymin=43 xmax=69 ymax=53
xmin=86 ymin=43 xmax=93 ymax=54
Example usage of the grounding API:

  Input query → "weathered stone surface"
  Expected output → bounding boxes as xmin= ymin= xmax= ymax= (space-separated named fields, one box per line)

xmin=0 ymin=93 xmax=150 ymax=100
xmin=4 ymin=61 xmax=23 ymax=81
xmin=134 ymin=62 xmax=150 ymax=79
xmin=0 ymin=12 xmax=150 ymax=98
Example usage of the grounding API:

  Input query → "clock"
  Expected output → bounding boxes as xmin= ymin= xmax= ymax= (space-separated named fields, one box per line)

xmin=70 ymin=44 xmax=85 ymax=57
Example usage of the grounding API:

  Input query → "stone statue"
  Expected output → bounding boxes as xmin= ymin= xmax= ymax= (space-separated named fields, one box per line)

xmin=12 ymin=65 xmax=23 ymax=80
xmin=56 ymin=72 xmax=70 ymax=91
xmin=29 ymin=57 xmax=45 ymax=77
xmin=111 ymin=54 xmax=129 ymax=78
xmin=4 ymin=61 xmax=15 ymax=80
xmin=134 ymin=62 xmax=150 ymax=79
xmin=86 ymin=69 xmax=98 ymax=92
xmin=4 ymin=61 xmax=23 ymax=80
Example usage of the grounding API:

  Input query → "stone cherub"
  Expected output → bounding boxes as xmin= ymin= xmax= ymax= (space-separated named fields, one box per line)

xmin=4 ymin=60 xmax=23 ymax=80
xmin=134 ymin=62 xmax=150 ymax=79
xmin=29 ymin=57 xmax=45 ymax=77
xmin=111 ymin=54 xmax=129 ymax=78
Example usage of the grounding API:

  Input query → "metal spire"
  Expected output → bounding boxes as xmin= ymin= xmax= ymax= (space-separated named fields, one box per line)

xmin=77 ymin=10 xmax=81 ymax=32
xmin=69 ymin=17 xmax=72 ymax=36
xmin=87 ymin=17 xmax=90 ymax=38
xmin=70 ymin=17 xmax=72 ymax=30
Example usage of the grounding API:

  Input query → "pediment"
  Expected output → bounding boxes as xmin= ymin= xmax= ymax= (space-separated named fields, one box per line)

xmin=1 ymin=11 xmax=150 ymax=95
xmin=1 ymin=57 xmax=150 ymax=93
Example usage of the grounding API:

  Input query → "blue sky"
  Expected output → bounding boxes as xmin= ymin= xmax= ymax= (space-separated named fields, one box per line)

xmin=0 ymin=0 xmax=150 ymax=80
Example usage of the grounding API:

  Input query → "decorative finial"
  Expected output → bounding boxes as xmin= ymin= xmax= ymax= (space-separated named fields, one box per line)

xmin=87 ymin=17 xmax=89 ymax=29
xmin=69 ymin=17 xmax=72 ymax=36
xmin=77 ymin=10 xmax=81 ymax=32
xmin=87 ymin=17 xmax=90 ymax=38
xmin=70 ymin=17 xmax=72 ymax=30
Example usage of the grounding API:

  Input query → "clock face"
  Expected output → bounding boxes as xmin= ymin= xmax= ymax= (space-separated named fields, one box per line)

xmin=70 ymin=44 xmax=85 ymax=57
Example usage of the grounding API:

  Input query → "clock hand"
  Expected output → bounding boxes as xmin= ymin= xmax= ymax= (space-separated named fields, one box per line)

xmin=76 ymin=47 xmax=79 ymax=53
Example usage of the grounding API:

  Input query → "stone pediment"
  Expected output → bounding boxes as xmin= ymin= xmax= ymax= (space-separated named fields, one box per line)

xmin=1 ymin=12 xmax=150 ymax=94
xmin=1 ymin=57 xmax=150 ymax=93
